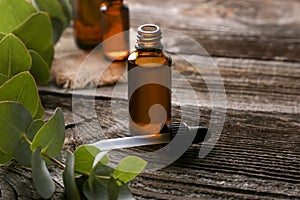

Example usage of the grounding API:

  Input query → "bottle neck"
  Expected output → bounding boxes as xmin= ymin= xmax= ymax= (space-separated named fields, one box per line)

xmin=135 ymin=24 xmax=163 ymax=50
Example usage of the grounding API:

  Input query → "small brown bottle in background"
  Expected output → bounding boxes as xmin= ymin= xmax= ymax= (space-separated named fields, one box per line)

xmin=73 ymin=0 xmax=103 ymax=49
xmin=100 ymin=0 xmax=130 ymax=61
xmin=128 ymin=24 xmax=172 ymax=135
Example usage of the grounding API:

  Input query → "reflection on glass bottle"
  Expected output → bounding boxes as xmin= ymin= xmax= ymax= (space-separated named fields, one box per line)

xmin=100 ymin=0 xmax=130 ymax=61
xmin=128 ymin=24 xmax=172 ymax=135
xmin=73 ymin=0 xmax=103 ymax=49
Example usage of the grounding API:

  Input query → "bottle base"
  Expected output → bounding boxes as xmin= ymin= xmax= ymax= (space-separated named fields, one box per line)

xmin=129 ymin=121 xmax=170 ymax=135
xmin=75 ymin=39 xmax=100 ymax=50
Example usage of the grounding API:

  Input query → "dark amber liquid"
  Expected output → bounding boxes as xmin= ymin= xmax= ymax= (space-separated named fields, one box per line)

xmin=128 ymin=50 xmax=172 ymax=135
xmin=73 ymin=0 xmax=103 ymax=49
xmin=100 ymin=1 xmax=129 ymax=61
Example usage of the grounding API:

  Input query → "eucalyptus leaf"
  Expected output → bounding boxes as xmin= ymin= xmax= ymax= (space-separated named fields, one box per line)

xmin=118 ymin=184 xmax=134 ymax=200
xmin=0 ymin=33 xmax=31 ymax=78
xmin=93 ymin=165 xmax=114 ymax=178
xmin=113 ymin=156 xmax=147 ymax=184
xmin=63 ymin=151 xmax=81 ymax=200
xmin=0 ymin=72 xmax=39 ymax=117
xmin=108 ymin=177 xmax=119 ymax=200
xmin=0 ymin=0 xmax=37 ymax=33
xmin=31 ymin=108 xmax=65 ymax=158
xmin=13 ymin=12 xmax=52 ymax=53
xmin=74 ymin=145 xmax=101 ymax=175
xmin=51 ymin=17 xmax=65 ymax=44
xmin=34 ymin=0 xmax=67 ymax=24
xmin=29 ymin=50 xmax=50 ymax=85
xmin=39 ymin=42 xmax=54 ymax=67
xmin=31 ymin=147 xmax=55 ymax=199
xmin=33 ymin=0 xmax=68 ymax=44
xmin=34 ymin=100 xmax=45 ymax=120
xmin=89 ymin=164 xmax=113 ymax=191
xmin=0 ymin=149 xmax=13 ymax=164
xmin=0 ymin=73 xmax=8 ymax=86
xmin=83 ymin=179 xmax=108 ymax=200
xmin=92 ymin=151 xmax=109 ymax=168
xmin=14 ymin=119 xmax=45 ymax=167
xmin=0 ymin=102 xmax=32 ymax=154
xmin=0 ymin=32 xmax=5 ymax=41
xmin=58 ymin=0 xmax=73 ymax=22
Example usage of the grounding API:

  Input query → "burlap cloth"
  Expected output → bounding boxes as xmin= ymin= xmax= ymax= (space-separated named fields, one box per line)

xmin=51 ymin=28 xmax=127 ymax=89
xmin=51 ymin=28 xmax=198 ymax=89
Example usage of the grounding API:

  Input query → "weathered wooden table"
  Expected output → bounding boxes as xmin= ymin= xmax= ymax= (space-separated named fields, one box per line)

xmin=1 ymin=0 xmax=299 ymax=199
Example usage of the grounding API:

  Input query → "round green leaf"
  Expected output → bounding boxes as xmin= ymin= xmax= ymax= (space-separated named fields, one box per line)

xmin=63 ymin=151 xmax=81 ymax=200
xmin=29 ymin=50 xmax=50 ymax=85
xmin=51 ymin=17 xmax=65 ymax=44
xmin=14 ymin=119 xmax=45 ymax=167
xmin=113 ymin=156 xmax=147 ymax=184
xmin=74 ymin=145 xmax=102 ymax=175
xmin=34 ymin=0 xmax=67 ymax=23
xmin=0 ymin=73 xmax=8 ymax=86
xmin=0 ymin=149 xmax=13 ymax=165
xmin=93 ymin=151 xmax=109 ymax=168
xmin=0 ymin=101 xmax=33 ymax=154
xmin=0 ymin=33 xmax=5 ymax=41
xmin=58 ymin=0 xmax=72 ymax=22
xmin=83 ymin=179 xmax=107 ymax=200
xmin=33 ymin=0 xmax=68 ymax=44
xmin=31 ymin=108 xmax=65 ymax=158
xmin=0 ymin=34 xmax=31 ymax=78
xmin=39 ymin=42 xmax=54 ymax=67
xmin=0 ymin=72 xmax=40 ymax=117
xmin=0 ymin=0 xmax=37 ymax=33
xmin=31 ymin=147 xmax=55 ymax=199
xmin=108 ymin=178 xmax=119 ymax=200
xmin=88 ymin=156 xmax=112 ymax=190
xmin=33 ymin=100 xmax=45 ymax=120
xmin=118 ymin=184 xmax=134 ymax=200
xmin=13 ymin=12 xmax=52 ymax=53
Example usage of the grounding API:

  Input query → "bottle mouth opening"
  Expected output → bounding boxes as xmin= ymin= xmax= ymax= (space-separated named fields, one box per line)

xmin=139 ymin=24 xmax=160 ymax=34
xmin=136 ymin=24 xmax=163 ymax=49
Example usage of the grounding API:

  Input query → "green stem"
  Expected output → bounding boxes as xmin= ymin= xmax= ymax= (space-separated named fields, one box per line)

xmin=21 ymin=134 xmax=87 ymax=175
xmin=95 ymin=175 xmax=110 ymax=180
xmin=22 ymin=134 xmax=32 ymax=146
xmin=42 ymin=153 xmax=65 ymax=169
xmin=21 ymin=134 xmax=65 ymax=169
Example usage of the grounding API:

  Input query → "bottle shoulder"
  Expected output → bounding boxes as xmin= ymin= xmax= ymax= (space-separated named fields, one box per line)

xmin=100 ymin=1 xmax=128 ymax=11
xmin=128 ymin=49 xmax=172 ymax=67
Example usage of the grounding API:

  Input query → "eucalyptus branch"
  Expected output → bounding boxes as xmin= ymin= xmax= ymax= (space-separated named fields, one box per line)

xmin=21 ymin=132 xmax=66 ymax=169
xmin=42 ymin=153 xmax=66 ymax=169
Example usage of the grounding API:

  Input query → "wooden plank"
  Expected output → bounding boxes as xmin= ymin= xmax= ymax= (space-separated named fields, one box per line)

xmin=41 ymin=55 xmax=300 ymax=114
xmin=127 ymin=0 xmax=300 ymax=61
xmin=1 ymin=90 xmax=299 ymax=199
xmin=40 ymin=94 xmax=299 ymax=199
xmin=0 ymin=164 xmax=65 ymax=200
xmin=1 ymin=0 xmax=300 ymax=199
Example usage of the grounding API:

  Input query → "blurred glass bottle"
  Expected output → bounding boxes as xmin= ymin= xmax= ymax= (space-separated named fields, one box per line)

xmin=73 ymin=0 xmax=103 ymax=49
xmin=100 ymin=0 xmax=130 ymax=61
xmin=128 ymin=24 xmax=172 ymax=135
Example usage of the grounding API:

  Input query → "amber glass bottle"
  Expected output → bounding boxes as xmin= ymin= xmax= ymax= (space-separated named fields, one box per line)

xmin=73 ymin=0 xmax=103 ymax=49
xmin=128 ymin=24 xmax=172 ymax=135
xmin=100 ymin=0 xmax=129 ymax=61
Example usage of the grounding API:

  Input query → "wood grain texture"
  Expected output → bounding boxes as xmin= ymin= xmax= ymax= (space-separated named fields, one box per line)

xmin=0 ymin=89 xmax=299 ymax=199
xmin=1 ymin=0 xmax=300 ymax=199
xmin=41 ymin=55 xmax=300 ymax=114
xmin=0 ymin=163 xmax=65 ymax=200
xmin=127 ymin=0 xmax=300 ymax=61
xmin=43 ymin=95 xmax=300 ymax=199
